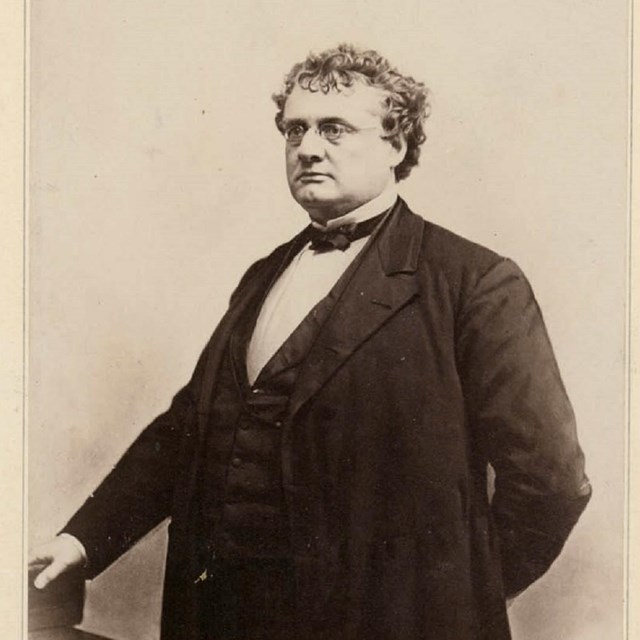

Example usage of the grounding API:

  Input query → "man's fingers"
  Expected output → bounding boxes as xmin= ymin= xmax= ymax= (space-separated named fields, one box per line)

xmin=29 ymin=536 xmax=86 ymax=590
xmin=28 ymin=548 xmax=53 ymax=568
xmin=33 ymin=560 xmax=65 ymax=590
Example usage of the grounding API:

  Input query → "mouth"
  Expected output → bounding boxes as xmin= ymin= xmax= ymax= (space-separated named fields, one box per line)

xmin=297 ymin=171 xmax=331 ymax=182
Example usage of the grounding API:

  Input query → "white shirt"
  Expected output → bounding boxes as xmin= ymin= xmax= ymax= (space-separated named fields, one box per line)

xmin=246 ymin=186 xmax=398 ymax=385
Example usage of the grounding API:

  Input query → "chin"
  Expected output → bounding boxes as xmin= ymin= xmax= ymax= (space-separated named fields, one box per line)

xmin=293 ymin=187 xmax=336 ymax=209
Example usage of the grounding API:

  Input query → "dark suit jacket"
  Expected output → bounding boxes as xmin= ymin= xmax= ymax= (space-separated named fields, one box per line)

xmin=65 ymin=199 xmax=591 ymax=639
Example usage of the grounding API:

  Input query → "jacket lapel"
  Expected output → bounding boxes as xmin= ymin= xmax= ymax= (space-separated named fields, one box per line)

xmin=289 ymin=199 xmax=425 ymax=419
xmin=185 ymin=233 xmax=307 ymax=526
xmin=196 ymin=233 xmax=306 ymax=426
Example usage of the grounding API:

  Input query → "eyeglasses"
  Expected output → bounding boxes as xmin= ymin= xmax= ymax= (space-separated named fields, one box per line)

xmin=281 ymin=122 xmax=380 ymax=146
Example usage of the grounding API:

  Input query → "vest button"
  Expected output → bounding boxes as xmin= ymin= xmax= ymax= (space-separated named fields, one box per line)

xmin=274 ymin=420 xmax=283 ymax=428
xmin=231 ymin=457 xmax=242 ymax=468
xmin=252 ymin=387 xmax=264 ymax=394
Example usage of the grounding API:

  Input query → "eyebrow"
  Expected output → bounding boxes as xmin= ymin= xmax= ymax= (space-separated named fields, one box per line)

xmin=280 ymin=116 xmax=356 ymax=128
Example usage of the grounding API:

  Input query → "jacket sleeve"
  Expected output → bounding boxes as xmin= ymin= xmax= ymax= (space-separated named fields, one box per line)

xmin=59 ymin=240 xmax=296 ymax=578
xmin=61 ymin=342 xmax=209 ymax=578
xmin=455 ymin=257 xmax=591 ymax=597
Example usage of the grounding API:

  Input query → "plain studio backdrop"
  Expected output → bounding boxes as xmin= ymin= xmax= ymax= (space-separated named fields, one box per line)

xmin=28 ymin=1 xmax=628 ymax=639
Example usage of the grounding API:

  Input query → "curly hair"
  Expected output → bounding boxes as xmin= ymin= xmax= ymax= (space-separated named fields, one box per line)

xmin=272 ymin=44 xmax=431 ymax=182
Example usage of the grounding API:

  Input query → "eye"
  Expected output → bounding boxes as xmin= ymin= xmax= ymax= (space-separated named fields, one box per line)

xmin=319 ymin=122 xmax=349 ymax=141
xmin=284 ymin=124 xmax=307 ymax=143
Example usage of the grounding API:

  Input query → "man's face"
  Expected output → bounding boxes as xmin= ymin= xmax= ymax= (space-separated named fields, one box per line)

xmin=282 ymin=83 xmax=405 ymax=222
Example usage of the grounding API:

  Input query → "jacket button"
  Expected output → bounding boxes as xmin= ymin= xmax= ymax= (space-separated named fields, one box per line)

xmin=274 ymin=420 xmax=283 ymax=428
xmin=252 ymin=387 xmax=264 ymax=394
xmin=231 ymin=457 xmax=242 ymax=468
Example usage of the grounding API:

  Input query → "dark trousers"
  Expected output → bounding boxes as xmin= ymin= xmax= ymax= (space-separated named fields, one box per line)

xmin=196 ymin=559 xmax=297 ymax=640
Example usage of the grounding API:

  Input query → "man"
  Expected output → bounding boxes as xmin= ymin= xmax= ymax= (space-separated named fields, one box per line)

xmin=30 ymin=44 xmax=591 ymax=640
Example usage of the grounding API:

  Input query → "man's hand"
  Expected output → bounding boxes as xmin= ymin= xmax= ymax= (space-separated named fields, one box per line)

xmin=28 ymin=536 xmax=86 ymax=589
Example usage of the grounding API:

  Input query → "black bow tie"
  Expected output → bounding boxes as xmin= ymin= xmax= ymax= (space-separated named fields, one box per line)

xmin=307 ymin=212 xmax=386 ymax=252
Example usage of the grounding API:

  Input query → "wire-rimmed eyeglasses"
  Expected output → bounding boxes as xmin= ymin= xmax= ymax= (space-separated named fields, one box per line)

xmin=281 ymin=121 xmax=381 ymax=146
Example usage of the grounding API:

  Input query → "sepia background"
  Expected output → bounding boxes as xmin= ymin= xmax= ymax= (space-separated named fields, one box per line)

xmin=28 ymin=1 xmax=628 ymax=638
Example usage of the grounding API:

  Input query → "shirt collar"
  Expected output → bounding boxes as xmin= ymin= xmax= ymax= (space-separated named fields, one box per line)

xmin=310 ymin=183 xmax=399 ymax=232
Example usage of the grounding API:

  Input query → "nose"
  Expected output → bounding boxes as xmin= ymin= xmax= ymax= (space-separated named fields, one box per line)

xmin=296 ymin=128 xmax=325 ymax=162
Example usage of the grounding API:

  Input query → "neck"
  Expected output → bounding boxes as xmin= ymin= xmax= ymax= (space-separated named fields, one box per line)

xmin=308 ymin=184 xmax=399 ymax=230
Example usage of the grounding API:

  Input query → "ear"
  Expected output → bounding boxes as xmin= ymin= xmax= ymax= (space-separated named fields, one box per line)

xmin=388 ymin=135 xmax=407 ymax=170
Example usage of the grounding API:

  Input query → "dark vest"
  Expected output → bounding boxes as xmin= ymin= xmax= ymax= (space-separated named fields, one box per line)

xmin=198 ymin=331 xmax=293 ymax=559
xmin=197 ymin=215 xmax=388 ymax=563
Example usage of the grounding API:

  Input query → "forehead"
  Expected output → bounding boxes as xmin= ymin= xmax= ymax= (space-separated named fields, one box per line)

xmin=282 ymin=83 xmax=387 ymax=123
